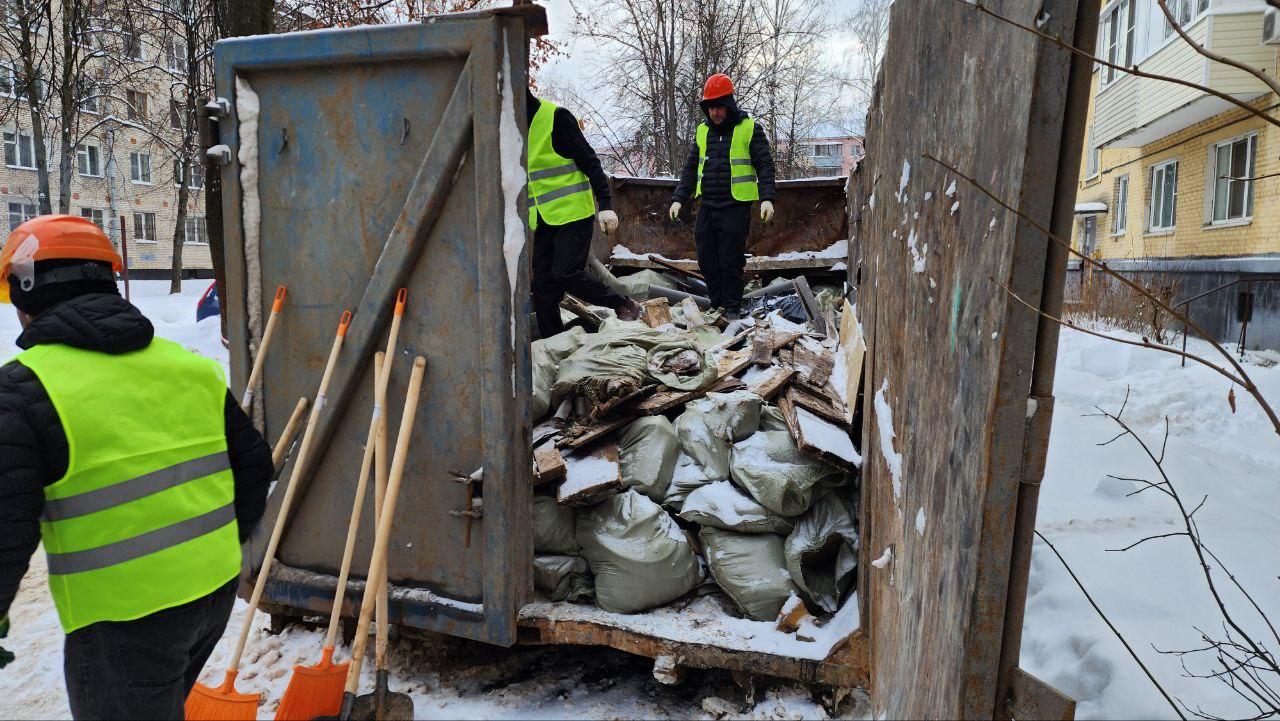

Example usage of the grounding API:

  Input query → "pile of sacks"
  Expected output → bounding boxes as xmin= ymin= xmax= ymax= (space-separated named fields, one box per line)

xmin=530 ymin=307 xmax=859 ymax=624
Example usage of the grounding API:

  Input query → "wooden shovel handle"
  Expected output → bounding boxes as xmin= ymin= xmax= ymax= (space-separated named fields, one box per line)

xmin=241 ymin=285 xmax=286 ymax=408
xmin=270 ymin=396 xmax=310 ymax=471
xmin=344 ymin=356 xmax=426 ymax=696
xmin=228 ymin=310 xmax=349 ymax=673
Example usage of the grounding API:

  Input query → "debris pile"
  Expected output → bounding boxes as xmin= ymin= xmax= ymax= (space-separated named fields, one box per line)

xmin=530 ymin=274 xmax=863 ymax=631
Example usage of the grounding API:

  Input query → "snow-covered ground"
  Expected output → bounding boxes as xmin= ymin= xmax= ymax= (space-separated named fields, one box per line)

xmin=0 ymin=281 xmax=1276 ymax=720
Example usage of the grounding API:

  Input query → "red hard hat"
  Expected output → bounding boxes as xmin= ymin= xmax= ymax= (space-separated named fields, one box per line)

xmin=0 ymin=214 xmax=122 ymax=303
xmin=703 ymin=73 xmax=734 ymax=101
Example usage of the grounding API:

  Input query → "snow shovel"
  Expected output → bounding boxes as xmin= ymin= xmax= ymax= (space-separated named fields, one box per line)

xmin=326 ymin=356 xmax=426 ymax=721
xmin=186 ymin=310 xmax=352 ymax=721
xmin=241 ymin=285 xmax=287 ymax=408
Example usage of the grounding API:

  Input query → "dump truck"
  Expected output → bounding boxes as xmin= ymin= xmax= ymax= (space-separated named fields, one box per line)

xmin=210 ymin=0 xmax=1096 ymax=717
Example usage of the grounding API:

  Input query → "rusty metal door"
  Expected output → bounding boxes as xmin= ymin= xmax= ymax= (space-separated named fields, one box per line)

xmin=215 ymin=11 xmax=541 ymax=646
xmin=852 ymin=0 xmax=1096 ymax=717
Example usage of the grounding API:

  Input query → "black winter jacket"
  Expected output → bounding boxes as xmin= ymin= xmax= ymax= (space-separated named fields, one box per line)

xmin=0 ymin=294 xmax=274 ymax=619
xmin=672 ymin=94 xmax=776 ymax=208
xmin=527 ymin=90 xmax=612 ymax=212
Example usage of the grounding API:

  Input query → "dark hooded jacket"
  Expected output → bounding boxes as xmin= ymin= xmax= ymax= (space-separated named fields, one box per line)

xmin=0 ymin=293 xmax=274 ymax=619
xmin=526 ymin=90 xmax=612 ymax=212
xmin=671 ymin=94 xmax=776 ymax=208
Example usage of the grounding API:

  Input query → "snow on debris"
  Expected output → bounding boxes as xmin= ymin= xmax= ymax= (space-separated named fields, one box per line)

xmin=915 ymin=507 xmax=927 ymax=536
xmin=871 ymin=547 xmax=893 ymax=568
xmin=874 ymin=378 xmax=903 ymax=498
xmin=907 ymin=227 xmax=926 ymax=273
xmin=950 ymin=201 xmax=960 ymax=215
xmin=797 ymin=407 xmax=861 ymax=466
xmin=896 ymin=159 xmax=911 ymax=202
xmin=762 ymin=238 xmax=847 ymax=262
xmin=945 ymin=179 xmax=957 ymax=197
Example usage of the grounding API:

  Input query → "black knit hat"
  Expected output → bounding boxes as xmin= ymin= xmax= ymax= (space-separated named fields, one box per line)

xmin=8 ymin=258 xmax=119 ymax=316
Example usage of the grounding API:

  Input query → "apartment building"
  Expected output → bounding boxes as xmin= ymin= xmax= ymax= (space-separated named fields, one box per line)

xmin=793 ymin=131 xmax=864 ymax=178
xmin=0 ymin=6 xmax=210 ymax=280
xmin=1070 ymin=0 xmax=1279 ymax=349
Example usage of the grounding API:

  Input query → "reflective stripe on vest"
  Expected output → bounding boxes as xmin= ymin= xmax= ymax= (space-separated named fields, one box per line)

xmin=18 ymin=337 xmax=240 ymax=633
xmin=695 ymin=118 xmax=760 ymax=202
xmin=527 ymin=100 xmax=596 ymax=229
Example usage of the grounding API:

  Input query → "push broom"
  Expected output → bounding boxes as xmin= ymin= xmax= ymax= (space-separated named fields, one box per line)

xmin=185 ymin=309 xmax=352 ymax=721
xmin=275 ymin=290 xmax=408 ymax=720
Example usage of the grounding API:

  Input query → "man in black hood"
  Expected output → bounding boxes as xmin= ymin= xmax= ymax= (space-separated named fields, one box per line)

xmin=670 ymin=73 xmax=777 ymax=318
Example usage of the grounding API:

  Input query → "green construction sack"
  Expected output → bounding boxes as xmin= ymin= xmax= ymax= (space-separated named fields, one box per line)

xmin=759 ymin=405 xmax=789 ymax=432
xmin=700 ymin=527 xmax=799 ymax=622
xmin=730 ymin=431 xmax=845 ymax=517
xmin=533 ymin=495 xmax=579 ymax=555
xmin=576 ymin=490 xmax=704 ymax=614
xmin=678 ymin=480 xmax=794 ymax=535
xmin=619 ymin=416 xmax=680 ymax=502
xmin=552 ymin=319 xmax=673 ymax=400
xmin=662 ymin=452 xmax=715 ymax=511
xmin=784 ymin=489 xmax=859 ymax=613
xmin=646 ymin=341 xmax=717 ymax=391
xmin=615 ymin=269 xmax=679 ymax=298
xmin=674 ymin=391 xmax=764 ymax=480
xmin=531 ymin=327 xmax=588 ymax=419
xmin=533 ymin=554 xmax=595 ymax=603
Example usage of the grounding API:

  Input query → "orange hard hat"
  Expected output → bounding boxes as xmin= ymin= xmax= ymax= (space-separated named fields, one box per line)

xmin=0 ymin=214 xmax=122 ymax=304
xmin=703 ymin=73 xmax=735 ymax=101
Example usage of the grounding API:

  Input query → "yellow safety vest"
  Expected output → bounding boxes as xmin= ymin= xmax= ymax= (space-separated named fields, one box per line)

xmin=527 ymin=100 xmax=597 ymax=230
xmin=17 ymin=337 xmax=240 ymax=633
xmin=695 ymin=118 xmax=760 ymax=202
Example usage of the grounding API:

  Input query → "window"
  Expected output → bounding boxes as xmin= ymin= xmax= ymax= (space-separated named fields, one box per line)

xmin=173 ymin=158 xmax=203 ymax=189
xmin=165 ymin=38 xmax=187 ymax=73
xmin=1113 ymin=175 xmax=1128 ymax=234
xmin=1085 ymin=125 xmax=1099 ymax=178
xmin=1148 ymin=159 xmax=1178 ymax=231
xmin=169 ymin=99 xmax=183 ymax=129
xmin=123 ymin=30 xmax=143 ymax=61
xmin=126 ymin=89 xmax=147 ymax=120
xmin=0 ymin=62 xmax=41 ymax=101
xmin=813 ymin=143 xmax=842 ymax=158
xmin=77 ymin=143 xmax=101 ymax=176
xmin=8 ymin=201 xmax=35 ymax=231
xmin=130 ymin=151 xmax=151 ymax=183
xmin=1080 ymin=216 xmax=1098 ymax=257
xmin=1211 ymin=133 xmax=1257 ymax=223
xmin=4 ymin=131 xmax=35 ymax=169
xmin=80 ymin=207 xmax=105 ymax=230
xmin=132 ymin=211 xmax=156 ymax=242
xmin=1163 ymin=0 xmax=1209 ymax=38
xmin=78 ymin=79 xmax=101 ymax=114
xmin=1 ymin=0 xmax=41 ymax=32
xmin=1100 ymin=0 xmax=1134 ymax=86
xmin=185 ymin=215 xmax=207 ymax=244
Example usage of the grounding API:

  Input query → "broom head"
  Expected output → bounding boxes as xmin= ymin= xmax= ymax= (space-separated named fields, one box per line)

xmin=185 ymin=669 xmax=261 ymax=721
xmin=274 ymin=645 xmax=348 ymax=721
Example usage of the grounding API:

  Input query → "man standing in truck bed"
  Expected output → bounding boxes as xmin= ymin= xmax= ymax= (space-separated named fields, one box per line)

xmin=669 ymin=74 xmax=777 ymax=319
xmin=527 ymin=89 xmax=641 ymax=337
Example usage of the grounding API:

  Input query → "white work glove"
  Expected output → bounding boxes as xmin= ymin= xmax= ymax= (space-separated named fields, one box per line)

xmin=760 ymin=200 xmax=775 ymax=223
xmin=598 ymin=209 xmax=619 ymax=235
xmin=668 ymin=202 xmax=682 ymax=221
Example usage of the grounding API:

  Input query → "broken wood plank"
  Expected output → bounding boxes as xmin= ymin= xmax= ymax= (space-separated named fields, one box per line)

xmin=836 ymin=299 xmax=865 ymax=422
xmin=533 ymin=442 xmax=566 ymax=485
xmin=786 ymin=385 xmax=848 ymax=428
xmin=635 ymin=348 xmax=754 ymax=415
xmin=746 ymin=366 xmax=796 ymax=401
xmin=775 ymin=595 xmax=814 ymax=634
xmin=557 ymin=443 xmax=622 ymax=506
xmin=792 ymin=338 xmax=835 ymax=388
xmin=779 ymin=393 xmax=859 ymax=471
xmin=561 ymin=294 xmax=605 ymax=330
xmin=711 ymin=328 xmax=751 ymax=352
xmin=640 ymin=298 xmax=673 ymax=328
xmin=557 ymin=414 xmax=634 ymax=451
xmin=751 ymin=329 xmax=776 ymax=366
xmin=592 ymin=383 xmax=658 ymax=420
xmin=793 ymin=275 xmax=828 ymax=337
xmin=647 ymin=253 xmax=704 ymax=280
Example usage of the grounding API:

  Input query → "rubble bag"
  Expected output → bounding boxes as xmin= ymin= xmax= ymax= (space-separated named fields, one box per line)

xmin=784 ymin=489 xmax=860 ymax=613
xmin=533 ymin=555 xmax=595 ymax=604
xmin=619 ymin=416 xmax=680 ymax=502
xmin=531 ymin=326 xmax=588 ymax=419
xmin=759 ymin=404 xmax=789 ymax=432
xmin=552 ymin=318 xmax=673 ymax=400
xmin=615 ymin=268 xmax=679 ymax=298
xmin=662 ymin=452 xmax=715 ymax=511
xmin=730 ymin=430 xmax=845 ymax=517
xmin=674 ymin=391 xmax=764 ymax=479
xmin=678 ymin=480 xmax=794 ymax=535
xmin=576 ymin=490 xmax=704 ymax=613
xmin=646 ymin=341 xmax=717 ymax=391
xmin=699 ymin=527 xmax=799 ymax=622
xmin=534 ymin=495 xmax=580 ymax=555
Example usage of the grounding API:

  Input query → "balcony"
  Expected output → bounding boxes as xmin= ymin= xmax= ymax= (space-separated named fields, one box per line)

xmin=812 ymin=154 xmax=844 ymax=169
xmin=1094 ymin=8 xmax=1275 ymax=148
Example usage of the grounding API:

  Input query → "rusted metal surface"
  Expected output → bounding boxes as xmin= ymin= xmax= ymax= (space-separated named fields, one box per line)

xmin=1007 ymin=668 xmax=1077 ymax=720
xmin=602 ymin=176 xmax=848 ymax=268
xmin=216 ymin=14 xmax=537 ymax=646
xmin=854 ymin=0 xmax=1088 ymax=717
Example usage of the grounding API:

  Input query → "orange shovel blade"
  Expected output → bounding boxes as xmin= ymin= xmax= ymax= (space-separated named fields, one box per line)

xmin=274 ymin=647 xmax=348 ymax=721
xmin=185 ymin=669 xmax=261 ymax=721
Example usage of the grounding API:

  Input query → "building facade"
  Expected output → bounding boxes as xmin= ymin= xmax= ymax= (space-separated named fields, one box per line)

xmin=0 ymin=5 xmax=210 ymax=280
xmin=1071 ymin=0 xmax=1279 ymax=349
xmin=793 ymin=135 xmax=864 ymax=177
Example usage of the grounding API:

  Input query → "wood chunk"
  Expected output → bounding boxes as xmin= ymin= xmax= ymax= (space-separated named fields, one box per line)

xmin=780 ymin=393 xmax=859 ymax=471
xmin=558 ymin=443 xmax=622 ymax=506
xmin=792 ymin=340 xmax=835 ymax=388
xmin=557 ymin=414 xmax=634 ymax=450
xmin=793 ymin=276 xmax=828 ymax=337
xmin=635 ymin=349 xmax=754 ymax=415
xmin=787 ymin=385 xmax=848 ymax=428
xmin=561 ymin=295 xmax=605 ymax=330
xmin=776 ymin=595 xmax=814 ymax=633
xmin=747 ymin=366 xmax=796 ymax=401
xmin=648 ymin=253 xmax=705 ymax=280
xmin=712 ymin=376 xmax=746 ymax=393
xmin=711 ymin=328 xmax=751 ymax=352
xmin=592 ymin=384 xmax=658 ymax=420
xmin=533 ymin=442 xmax=566 ymax=485
xmin=836 ymin=299 xmax=865 ymax=420
xmin=751 ymin=329 xmax=776 ymax=366
xmin=640 ymin=298 xmax=673 ymax=328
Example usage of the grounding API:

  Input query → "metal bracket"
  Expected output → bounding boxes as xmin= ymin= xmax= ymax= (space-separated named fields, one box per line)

xmin=205 ymin=144 xmax=232 ymax=166
xmin=447 ymin=468 xmax=483 ymax=549
xmin=205 ymin=97 xmax=231 ymax=118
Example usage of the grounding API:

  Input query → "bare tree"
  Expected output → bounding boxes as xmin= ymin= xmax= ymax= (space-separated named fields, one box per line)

xmin=841 ymin=0 xmax=890 ymax=118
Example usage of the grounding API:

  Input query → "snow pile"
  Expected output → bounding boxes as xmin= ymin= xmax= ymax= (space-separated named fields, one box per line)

xmin=498 ymin=37 xmax=527 ymax=375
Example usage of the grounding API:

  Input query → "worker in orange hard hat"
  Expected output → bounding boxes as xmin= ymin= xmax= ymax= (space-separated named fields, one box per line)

xmin=669 ymin=73 xmax=777 ymax=319
xmin=0 ymin=215 xmax=273 ymax=719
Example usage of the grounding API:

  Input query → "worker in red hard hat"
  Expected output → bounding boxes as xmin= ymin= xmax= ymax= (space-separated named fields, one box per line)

xmin=0 ymin=215 xmax=273 ymax=719
xmin=670 ymin=73 xmax=776 ymax=319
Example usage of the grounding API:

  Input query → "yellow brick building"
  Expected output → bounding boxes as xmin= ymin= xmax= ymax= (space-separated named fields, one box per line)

xmin=1071 ymin=0 xmax=1280 ymax=349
